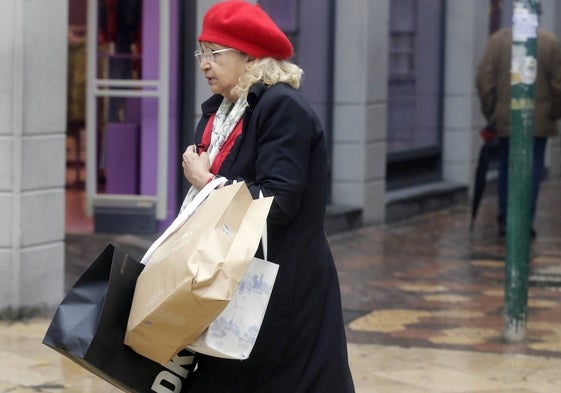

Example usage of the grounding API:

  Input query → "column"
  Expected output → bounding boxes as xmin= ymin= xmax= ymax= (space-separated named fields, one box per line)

xmin=0 ymin=0 xmax=68 ymax=316
xmin=332 ymin=0 xmax=389 ymax=224
xmin=442 ymin=1 xmax=489 ymax=186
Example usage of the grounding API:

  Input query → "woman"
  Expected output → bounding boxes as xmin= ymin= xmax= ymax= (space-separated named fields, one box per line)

xmin=182 ymin=1 xmax=355 ymax=392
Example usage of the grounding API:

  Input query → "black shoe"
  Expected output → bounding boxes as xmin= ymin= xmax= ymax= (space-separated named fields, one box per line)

xmin=498 ymin=222 xmax=506 ymax=237
xmin=531 ymin=228 xmax=536 ymax=239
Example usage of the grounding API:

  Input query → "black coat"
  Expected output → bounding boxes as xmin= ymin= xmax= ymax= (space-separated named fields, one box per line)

xmin=187 ymin=83 xmax=355 ymax=393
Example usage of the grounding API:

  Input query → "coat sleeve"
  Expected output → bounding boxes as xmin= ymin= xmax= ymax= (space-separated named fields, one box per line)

xmin=252 ymin=92 xmax=315 ymax=226
xmin=476 ymin=35 xmax=498 ymax=122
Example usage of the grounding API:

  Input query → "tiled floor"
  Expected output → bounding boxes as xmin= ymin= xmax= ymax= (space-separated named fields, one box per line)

xmin=333 ymin=179 xmax=561 ymax=362
xmin=2 ymin=178 xmax=561 ymax=392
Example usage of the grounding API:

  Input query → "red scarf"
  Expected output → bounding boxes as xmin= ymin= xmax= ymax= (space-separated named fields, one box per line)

xmin=199 ymin=114 xmax=244 ymax=174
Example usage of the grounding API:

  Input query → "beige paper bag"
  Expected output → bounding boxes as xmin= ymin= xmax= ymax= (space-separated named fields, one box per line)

xmin=124 ymin=182 xmax=272 ymax=365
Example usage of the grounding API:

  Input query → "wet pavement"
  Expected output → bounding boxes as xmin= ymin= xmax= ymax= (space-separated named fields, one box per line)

xmin=2 ymin=178 xmax=561 ymax=392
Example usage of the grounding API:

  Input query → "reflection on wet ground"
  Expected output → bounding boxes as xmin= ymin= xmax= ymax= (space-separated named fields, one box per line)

xmin=333 ymin=179 xmax=561 ymax=362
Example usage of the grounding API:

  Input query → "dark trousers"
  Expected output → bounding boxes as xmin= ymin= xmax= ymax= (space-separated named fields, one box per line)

xmin=497 ymin=136 xmax=547 ymax=225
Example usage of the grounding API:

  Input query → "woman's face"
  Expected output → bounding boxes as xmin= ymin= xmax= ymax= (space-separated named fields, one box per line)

xmin=198 ymin=43 xmax=249 ymax=101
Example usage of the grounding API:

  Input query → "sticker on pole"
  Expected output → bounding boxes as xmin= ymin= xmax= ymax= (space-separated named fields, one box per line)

xmin=512 ymin=6 xmax=538 ymax=41
xmin=511 ymin=55 xmax=537 ymax=85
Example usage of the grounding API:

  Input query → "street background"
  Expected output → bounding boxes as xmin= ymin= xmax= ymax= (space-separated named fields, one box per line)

xmin=2 ymin=178 xmax=561 ymax=392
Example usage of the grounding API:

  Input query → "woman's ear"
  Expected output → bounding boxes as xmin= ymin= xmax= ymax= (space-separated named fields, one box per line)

xmin=245 ymin=58 xmax=255 ymax=70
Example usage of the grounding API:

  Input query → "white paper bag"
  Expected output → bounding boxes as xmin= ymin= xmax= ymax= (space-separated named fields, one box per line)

xmin=188 ymin=257 xmax=278 ymax=359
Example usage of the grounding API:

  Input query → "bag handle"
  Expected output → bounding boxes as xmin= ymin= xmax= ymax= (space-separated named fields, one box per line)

xmin=259 ymin=189 xmax=268 ymax=260
xmin=140 ymin=177 xmax=227 ymax=265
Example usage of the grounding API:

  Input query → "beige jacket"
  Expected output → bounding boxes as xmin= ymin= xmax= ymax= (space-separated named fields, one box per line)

xmin=476 ymin=28 xmax=561 ymax=137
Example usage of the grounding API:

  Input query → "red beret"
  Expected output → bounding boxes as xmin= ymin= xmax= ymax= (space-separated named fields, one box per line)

xmin=198 ymin=0 xmax=293 ymax=60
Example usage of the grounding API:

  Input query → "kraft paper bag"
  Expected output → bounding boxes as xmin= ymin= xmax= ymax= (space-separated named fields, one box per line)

xmin=125 ymin=181 xmax=273 ymax=365
xmin=188 ymin=256 xmax=278 ymax=359
xmin=42 ymin=244 xmax=197 ymax=393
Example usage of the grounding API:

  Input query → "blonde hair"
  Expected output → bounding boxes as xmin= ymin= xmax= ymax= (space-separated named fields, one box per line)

xmin=231 ymin=57 xmax=303 ymax=99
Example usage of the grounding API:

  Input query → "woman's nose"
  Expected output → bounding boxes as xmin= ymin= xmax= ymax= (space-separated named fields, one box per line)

xmin=199 ymin=58 xmax=211 ymax=70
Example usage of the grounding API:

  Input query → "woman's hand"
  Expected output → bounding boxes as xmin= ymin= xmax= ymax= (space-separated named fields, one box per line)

xmin=182 ymin=145 xmax=213 ymax=190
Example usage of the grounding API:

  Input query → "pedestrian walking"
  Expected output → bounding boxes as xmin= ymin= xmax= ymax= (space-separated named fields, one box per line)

xmin=475 ymin=5 xmax=561 ymax=237
xmin=180 ymin=1 xmax=355 ymax=392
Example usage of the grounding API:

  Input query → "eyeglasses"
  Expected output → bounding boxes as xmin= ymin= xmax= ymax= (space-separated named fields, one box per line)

xmin=194 ymin=48 xmax=236 ymax=64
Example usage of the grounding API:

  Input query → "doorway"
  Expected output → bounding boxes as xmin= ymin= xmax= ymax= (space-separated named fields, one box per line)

xmin=66 ymin=0 xmax=145 ymax=233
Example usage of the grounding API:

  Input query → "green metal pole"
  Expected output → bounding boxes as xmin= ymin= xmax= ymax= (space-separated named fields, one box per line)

xmin=503 ymin=0 xmax=538 ymax=341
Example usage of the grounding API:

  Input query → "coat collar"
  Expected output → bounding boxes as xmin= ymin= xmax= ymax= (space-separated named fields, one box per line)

xmin=246 ymin=83 xmax=267 ymax=109
xmin=201 ymin=94 xmax=223 ymax=116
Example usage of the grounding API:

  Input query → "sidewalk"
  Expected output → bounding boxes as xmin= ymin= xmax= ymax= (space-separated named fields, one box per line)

xmin=332 ymin=177 xmax=561 ymax=392
xmin=2 ymin=178 xmax=561 ymax=392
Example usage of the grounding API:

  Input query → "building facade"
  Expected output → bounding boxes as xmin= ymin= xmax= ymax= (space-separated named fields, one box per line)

xmin=1 ymin=0 xmax=560 ymax=314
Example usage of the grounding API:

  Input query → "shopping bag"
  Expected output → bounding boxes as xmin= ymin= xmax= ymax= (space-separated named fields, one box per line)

xmin=42 ymin=244 xmax=197 ymax=393
xmin=188 ymin=189 xmax=279 ymax=359
xmin=125 ymin=181 xmax=273 ymax=365
xmin=139 ymin=176 xmax=228 ymax=266
xmin=188 ymin=256 xmax=278 ymax=359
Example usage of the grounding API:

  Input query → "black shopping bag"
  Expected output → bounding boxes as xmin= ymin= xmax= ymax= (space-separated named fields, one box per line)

xmin=43 ymin=244 xmax=197 ymax=393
